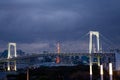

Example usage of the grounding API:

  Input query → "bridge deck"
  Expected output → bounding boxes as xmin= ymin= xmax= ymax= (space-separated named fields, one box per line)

xmin=0 ymin=52 xmax=115 ymax=62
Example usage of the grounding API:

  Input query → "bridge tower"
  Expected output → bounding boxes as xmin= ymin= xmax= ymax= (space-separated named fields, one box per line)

xmin=89 ymin=31 xmax=100 ymax=80
xmin=8 ymin=43 xmax=17 ymax=59
xmin=89 ymin=31 xmax=100 ymax=53
xmin=7 ymin=43 xmax=17 ymax=71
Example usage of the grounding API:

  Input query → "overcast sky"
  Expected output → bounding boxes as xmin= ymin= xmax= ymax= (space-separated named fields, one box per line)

xmin=0 ymin=0 xmax=120 ymax=53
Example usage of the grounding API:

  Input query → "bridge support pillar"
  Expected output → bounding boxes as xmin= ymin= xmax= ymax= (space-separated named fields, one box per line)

xmin=97 ymin=56 xmax=100 ymax=66
xmin=100 ymin=64 xmax=104 ymax=80
xmin=7 ymin=61 xmax=10 ymax=71
xmin=109 ymin=63 xmax=113 ymax=80
xmin=89 ymin=55 xmax=92 ymax=80
xmin=14 ymin=61 xmax=17 ymax=71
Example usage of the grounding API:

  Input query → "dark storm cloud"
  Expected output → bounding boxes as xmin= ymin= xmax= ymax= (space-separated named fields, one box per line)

xmin=0 ymin=0 xmax=82 ymax=42
xmin=0 ymin=0 xmax=120 ymax=52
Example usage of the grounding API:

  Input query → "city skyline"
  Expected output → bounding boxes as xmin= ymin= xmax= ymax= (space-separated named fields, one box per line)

xmin=0 ymin=0 xmax=120 ymax=53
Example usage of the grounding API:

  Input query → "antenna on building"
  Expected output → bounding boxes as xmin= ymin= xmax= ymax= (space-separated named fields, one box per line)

xmin=56 ymin=42 xmax=60 ymax=63
xmin=57 ymin=42 xmax=60 ymax=54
